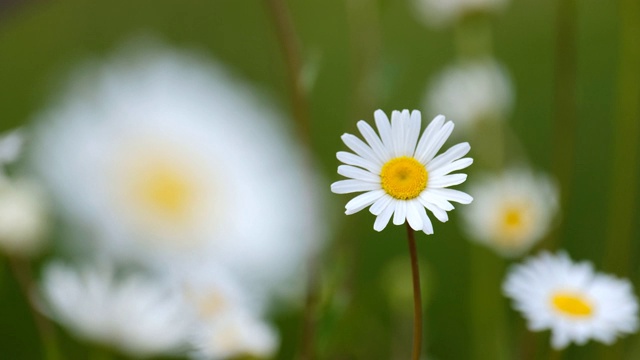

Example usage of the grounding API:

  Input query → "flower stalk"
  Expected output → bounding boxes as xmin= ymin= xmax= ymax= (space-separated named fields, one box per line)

xmin=406 ymin=224 xmax=422 ymax=360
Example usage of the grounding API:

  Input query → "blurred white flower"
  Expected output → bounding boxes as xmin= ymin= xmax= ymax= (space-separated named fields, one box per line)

xmin=413 ymin=0 xmax=508 ymax=28
xmin=0 ymin=128 xmax=25 ymax=173
xmin=0 ymin=178 xmax=49 ymax=257
xmin=331 ymin=110 xmax=473 ymax=234
xmin=426 ymin=61 xmax=513 ymax=132
xmin=30 ymin=44 xmax=324 ymax=298
xmin=39 ymin=262 xmax=192 ymax=357
xmin=190 ymin=310 xmax=278 ymax=360
xmin=503 ymin=252 xmax=639 ymax=349
xmin=461 ymin=169 xmax=557 ymax=257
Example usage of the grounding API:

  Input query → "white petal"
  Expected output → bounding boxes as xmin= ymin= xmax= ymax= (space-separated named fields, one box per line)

xmin=420 ymin=191 xmax=455 ymax=210
xmin=427 ymin=142 xmax=470 ymax=172
xmin=429 ymin=188 xmax=473 ymax=204
xmin=403 ymin=110 xmax=421 ymax=157
xmin=337 ymin=165 xmax=380 ymax=183
xmin=391 ymin=110 xmax=405 ymax=157
xmin=345 ymin=190 xmax=385 ymax=215
xmin=414 ymin=115 xmax=445 ymax=159
xmin=337 ymin=151 xmax=381 ymax=174
xmin=374 ymin=110 xmax=393 ymax=150
xmin=331 ymin=180 xmax=381 ymax=194
xmin=418 ymin=197 xmax=449 ymax=223
xmin=370 ymin=194 xmax=393 ymax=215
xmin=357 ymin=120 xmax=391 ymax=161
xmin=373 ymin=201 xmax=395 ymax=232
xmin=406 ymin=200 xmax=423 ymax=231
xmin=429 ymin=158 xmax=473 ymax=177
xmin=416 ymin=121 xmax=455 ymax=164
xmin=341 ymin=134 xmax=382 ymax=165
xmin=392 ymin=200 xmax=407 ymax=225
xmin=419 ymin=207 xmax=434 ymax=235
xmin=428 ymin=173 xmax=467 ymax=188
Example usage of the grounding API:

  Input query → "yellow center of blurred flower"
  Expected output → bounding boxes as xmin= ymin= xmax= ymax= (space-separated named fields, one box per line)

xmin=137 ymin=163 xmax=193 ymax=219
xmin=503 ymin=208 xmax=523 ymax=228
xmin=551 ymin=292 xmax=593 ymax=317
xmin=380 ymin=157 xmax=428 ymax=200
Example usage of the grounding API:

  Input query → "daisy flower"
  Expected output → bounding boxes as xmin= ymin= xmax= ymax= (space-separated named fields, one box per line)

xmin=0 ymin=178 xmax=49 ymax=257
xmin=426 ymin=60 xmax=513 ymax=132
xmin=29 ymin=43 xmax=324 ymax=299
xmin=331 ymin=110 xmax=473 ymax=234
xmin=503 ymin=251 xmax=639 ymax=349
xmin=461 ymin=169 xmax=558 ymax=257
xmin=38 ymin=262 xmax=192 ymax=357
xmin=412 ymin=0 xmax=508 ymax=28
xmin=190 ymin=310 xmax=278 ymax=360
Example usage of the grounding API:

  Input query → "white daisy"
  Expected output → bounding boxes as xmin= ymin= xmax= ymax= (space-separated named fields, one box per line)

xmin=413 ymin=0 xmax=508 ymax=28
xmin=426 ymin=60 xmax=513 ymax=132
xmin=29 ymin=43 xmax=324 ymax=298
xmin=190 ymin=310 xmax=278 ymax=360
xmin=503 ymin=251 xmax=639 ymax=349
xmin=0 ymin=178 xmax=49 ymax=257
xmin=39 ymin=262 xmax=193 ymax=357
xmin=461 ymin=169 xmax=558 ymax=257
xmin=331 ymin=110 xmax=473 ymax=234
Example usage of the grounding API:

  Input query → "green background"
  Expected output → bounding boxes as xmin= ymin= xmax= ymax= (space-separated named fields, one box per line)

xmin=0 ymin=0 xmax=638 ymax=359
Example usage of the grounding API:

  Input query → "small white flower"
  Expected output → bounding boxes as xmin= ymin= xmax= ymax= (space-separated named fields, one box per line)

xmin=39 ymin=262 xmax=192 ymax=357
xmin=0 ymin=128 xmax=25 ymax=172
xmin=413 ymin=0 xmax=508 ymax=28
xmin=0 ymin=178 xmax=49 ymax=257
xmin=190 ymin=310 xmax=278 ymax=360
xmin=461 ymin=169 xmax=558 ymax=257
xmin=331 ymin=110 xmax=473 ymax=234
xmin=30 ymin=43 xmax=324 ymax=298
xmin=426 ymin=61 xmax=513 ymax=131
xmin=503 ymin=252 xmax=639 ymax=349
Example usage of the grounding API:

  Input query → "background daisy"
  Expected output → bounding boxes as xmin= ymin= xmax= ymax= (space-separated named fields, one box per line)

xmin=461 ymin=169 xmax=558 ymax=257
xmin=503 ymin=251 xmax=639 ymax=349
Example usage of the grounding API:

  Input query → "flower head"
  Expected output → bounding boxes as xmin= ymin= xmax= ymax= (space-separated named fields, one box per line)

xmin=331 ymin=110 xmax=473 ymax=234
xmin=30 ymin=44 xmax=324 ymax=299
xmin=38 ymin=262 xmax=192 ymax=357
xmin=461 ymin=169 xmax=558 ymax=257
xmin=413 ymin=0 xmax=509 ymax=28
xmin=0 ymin=178 xmax=49 ymax=257
xmin=503 ymin=252 xmax=639 ymax=349
xmin=426 ymin=60 xmax=513 ymax=131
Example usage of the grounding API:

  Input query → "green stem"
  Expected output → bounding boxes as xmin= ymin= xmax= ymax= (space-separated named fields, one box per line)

xmin=8 ymin=257 xmax=61 ymax=360
xmin=547 ymin=0 xmax=578 ymax=250
xmin=405 ymin=224 xmax=423 ymax=360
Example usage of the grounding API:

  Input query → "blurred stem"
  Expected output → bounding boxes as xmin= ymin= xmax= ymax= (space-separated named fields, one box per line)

xmin=346 ymin=0 xmax=381 ymax=115
xmin=547 ymin=0 xmax=577 ymax=250
xmin=601 ymin=0 xmax=640 ymax=357
xmin=405 ymin=225 xmax=423 ymax=360
xmin=264 ymin=0 xmax=312 ymax=147
xmin=264 ymin=2 xmax=321 ymax=359
xmin=454 ymin=14 xmax=494 ymax=60
xmin=469 ymin=246 xmax=509 ymax=360
xmin=8 ymin=257 xmax=61 ymax=360
xmin=549 ymin=348 xmax=563 ymax=360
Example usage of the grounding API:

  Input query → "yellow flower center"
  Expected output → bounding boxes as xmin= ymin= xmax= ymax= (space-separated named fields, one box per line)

xmin=136 ymin=162 xmax=194 ymax=219
xmin=551 ymin=292 xmax=594 ymax=317
xmin=380 ymin=156 xmax=428 ymax=200
xmin=503 ymin=208 xmax=522 ymax=227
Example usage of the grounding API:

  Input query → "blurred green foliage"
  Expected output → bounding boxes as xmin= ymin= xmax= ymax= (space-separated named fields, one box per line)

xmin=0 ymin=0 xmax=638 ymax=359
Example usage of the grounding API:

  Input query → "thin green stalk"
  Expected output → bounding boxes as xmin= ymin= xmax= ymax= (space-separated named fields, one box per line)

xmin=405 ymin=224 xmax=423 ymax=360
xmin=8 ymin=257 xmax=61 ymax=360
xmin=547 ymin=0 xmax=578 ymax=250
xmin=469 ymin=246 xmax=509 ymax=360
xmin=601 ymin=0 xmax=640 ymax=357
